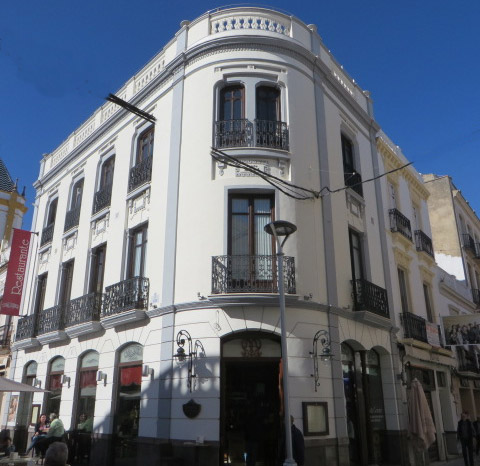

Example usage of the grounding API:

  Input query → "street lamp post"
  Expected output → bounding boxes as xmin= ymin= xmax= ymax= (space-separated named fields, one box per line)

xmin=264 ymin=220 xmax=297 ymax=466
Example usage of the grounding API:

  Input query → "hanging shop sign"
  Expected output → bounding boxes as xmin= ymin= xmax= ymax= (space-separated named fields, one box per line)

xmin=1 ymin=229 xmax=32 ymax=316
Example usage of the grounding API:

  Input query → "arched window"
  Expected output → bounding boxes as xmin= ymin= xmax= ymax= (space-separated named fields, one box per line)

xmin=45 ymin=357 xmax=65 ymax=415
xmin=17 ymin=361 xmax=38 ymax=427
xmin=75 ymin=351 xmax=98 ymax=430
xmin=220 ymin=85 xmax=244 ymax=121
xmin=256 ymin=86 xmax=280 ymax=121
xmin=65 ymin=178 xmax=84 ymax=231
xmin=93 ymin=156 xmax=115 ymax=213
xmin=115 ymin=344 xmax=143 ymax=440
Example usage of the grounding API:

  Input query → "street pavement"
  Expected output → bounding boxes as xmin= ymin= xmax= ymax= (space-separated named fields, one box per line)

xmin=432 ymin=455 xmax=470 ymax=466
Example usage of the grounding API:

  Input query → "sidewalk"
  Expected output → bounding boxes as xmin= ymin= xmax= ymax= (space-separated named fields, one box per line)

xmin=432 ymin=455 xmax=471 ymax=466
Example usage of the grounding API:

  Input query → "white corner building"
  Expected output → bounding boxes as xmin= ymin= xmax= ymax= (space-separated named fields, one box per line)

xmin=8 ymin=7 xmax=423 ymax=466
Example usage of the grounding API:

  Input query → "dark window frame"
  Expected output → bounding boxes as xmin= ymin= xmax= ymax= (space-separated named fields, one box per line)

xmin=89 ymin=244 xmax=107 ymax=294
xmin=135 ymin=127 xmax=154 ymax=166
xmin=59 ymin=260 xmax=75 ymax=307
xmin=349 ymin=229 xmax=365 ymax=282
xmin=227 ymin=193 xmax=275 ymax=256
xmin=128 ymin=224 xmax=148 ymax=278
xmin=255 ymin=85 xmax=281 ymax=121
xmin=219 ymin=85 xmax=245 ymax=121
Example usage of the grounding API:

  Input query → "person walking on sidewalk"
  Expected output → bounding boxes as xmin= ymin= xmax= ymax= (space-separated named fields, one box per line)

xmin=457 ymin=411 xmax=476 ymax=466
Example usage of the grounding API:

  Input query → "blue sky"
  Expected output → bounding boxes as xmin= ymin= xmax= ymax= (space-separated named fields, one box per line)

xmin=1 ymin=0 xmax=479 ymax=228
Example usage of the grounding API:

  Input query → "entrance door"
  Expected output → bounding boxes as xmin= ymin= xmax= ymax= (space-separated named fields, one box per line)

xmin=221 ymin=335 xmax=281 ymax=466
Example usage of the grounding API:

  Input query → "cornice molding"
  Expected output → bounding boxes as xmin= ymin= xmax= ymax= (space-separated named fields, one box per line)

xmin=377 ymin=137 xmax=429 ymax=200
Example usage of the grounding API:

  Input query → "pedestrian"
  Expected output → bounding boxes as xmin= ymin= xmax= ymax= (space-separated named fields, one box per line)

xmin=26 ymin=413 xmax=50 ymax=455
xmin=44 ymin=442 xmax=68 ymax=466
xmin=457 ymin=411 xmax=476 ymax=466
xmin=37 ymin=413 xmax=65 ymax=457
xmin=291 ymin=416 xmax=305 ymax=466
xmin=473 ymin=417 xmax=480 ymax=456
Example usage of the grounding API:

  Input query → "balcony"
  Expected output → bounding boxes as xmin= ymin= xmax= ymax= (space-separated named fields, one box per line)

xmin=64 ymin=206 xmax=81 ymax=232
xmin=473 ymin=289 xmax=480 ymax=306
xmin=214 ymin=119 xmax=289 ymax=151
xmin=401 ymin=312 xmax=428 ymax=343
xmin=352 ymin=278 xmax=389 ymax=318
xmin=389 ymin=209 xmax=412 ymax=241
xmin=462 ymin=233 xmax=476 ymax=253
xmin=344 ymin=172 xmax=363 ymax=197
xmin=40 ymin=223 xmax=55 ymax=246
xmin=129 ymin=155 xmax=152 ymax=192
xmin=102 ymin=277 xmax=149 ymax=328
xmin=93 ymin=183 xmax=112 ymax=214
xmin=14 ymin=315 xmax=37 ymax=346
xmin=212 ymin=255 xmax=296 ymax=294
xmin=36 ymin=305 xmax=67 ymax=344
xmin=414 ymin=230 xmax=434 ymax=258
xmin=65 ymin=292 xmax=103 ymax=338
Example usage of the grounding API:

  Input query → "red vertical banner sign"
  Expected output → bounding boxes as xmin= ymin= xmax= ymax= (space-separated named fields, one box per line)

xmin=1 ymin=229 xmax=32 ymax=316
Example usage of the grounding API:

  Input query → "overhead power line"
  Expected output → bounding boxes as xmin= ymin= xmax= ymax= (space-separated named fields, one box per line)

xmin=211 ymin=148 xmax=412 ymax=200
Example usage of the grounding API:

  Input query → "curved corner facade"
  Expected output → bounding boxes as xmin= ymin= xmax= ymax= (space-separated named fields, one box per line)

xmin=6 ymin=8 xmax=455 ymax=466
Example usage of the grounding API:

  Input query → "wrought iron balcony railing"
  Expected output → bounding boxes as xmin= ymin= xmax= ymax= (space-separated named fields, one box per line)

xmin=40 ymin=223 xmax=55 ymax=246
xmin=462 ymin=234 xmax=477 ymax=254
xmin=102 ymin=277 xmax=149 ymax=317
xmin=344 ymin=172 xmax=363 ymax=197
xmin=93 ymin=183 xmax=112 ymax=214
xmin=214 ymin=119 xmax=289 ymax=150
xmin=65 ymin=292 xmax=103 ymax=328
xmin=15 ymin=315 xmax=37 ymax=341
xmin=414 ymin=230 xmax=434 ymax=257
xmin=37 ymin=305 xmax=64 ymax=335
xmin=473 ymin=289 xmax=480 ymax=306
xmin=389 ymin=208 xmax=412 ymax=241
xmin=255 ymin=119 xmax=289 ymax=150
xmin=215 ymin=119 xmax=253 ymax=148
xmin=211 ymin=255 xmax=296 ymax=294
xmin=128 ymin=155 xmax=152 ymax=192
xmin=352 ymin=278 xmax=389 ymax=318
xmin=401 ymin=312 xmax=428 ymax=343
xmin=64 ymin=206 xmax=81 ymax=232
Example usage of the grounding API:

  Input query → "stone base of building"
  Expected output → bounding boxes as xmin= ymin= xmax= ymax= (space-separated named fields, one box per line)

xmin=83 ymin=430 xmax=411 ymax=466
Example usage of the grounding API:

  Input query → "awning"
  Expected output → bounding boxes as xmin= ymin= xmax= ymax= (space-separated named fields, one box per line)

xmin=0 ymin=377 xmax=48 ymax=392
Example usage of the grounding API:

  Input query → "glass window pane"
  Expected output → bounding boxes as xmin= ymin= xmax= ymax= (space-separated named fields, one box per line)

xmin=26 ymin=362 xmax=37 ymax=376
xmin=232 ymin=199 xmax=249 ymax=214
xmin=51 ymin=357 xmax=65 ymax=372
xmin=231 ymin=216 xmax=249 ymax=255
xmin=81 ymin=352 xmax=99 ymax=369
xmin=120 ymin=344 xmax=143 ymax=364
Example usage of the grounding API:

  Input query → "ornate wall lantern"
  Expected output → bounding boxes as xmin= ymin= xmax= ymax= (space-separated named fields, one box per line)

xmin=173 ymin=330 xmax=205 ymax=392
xmin=310 ymin=330 xmax=333 ymax=392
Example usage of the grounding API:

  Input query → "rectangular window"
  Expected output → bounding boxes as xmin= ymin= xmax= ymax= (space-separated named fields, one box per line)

xmin=60 ymin=261 xmax=74 ymax=307
xmin=423 ymin=283 xmax=434 ymax=322
xmin=397 ymin=268 xmax=410 ymax=313
xmin=342 ymin=135 xmax=362 ymax=196
xmin=90 ymin=244 xmax=107 ymax=294
xmin=349 ymin=229 xmax=364 ymax=282
xmin=229 ymin=194 xmax=274 ymax=256
xmin=34 ymin=274 xmax=48 ymax=314
xmin=128 ymin=224 xmax=148 ymax=278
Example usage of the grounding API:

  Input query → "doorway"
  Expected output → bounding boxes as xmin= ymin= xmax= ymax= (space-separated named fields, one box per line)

xmin=221 ymin=335 xmax=281 ymax=466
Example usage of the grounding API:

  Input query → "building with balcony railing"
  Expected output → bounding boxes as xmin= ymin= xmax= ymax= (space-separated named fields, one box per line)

xmin=8 ymin=7 xmax=452 ymax=466
xmin=0 ymin=159 xmax=27 ymax=432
